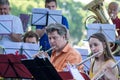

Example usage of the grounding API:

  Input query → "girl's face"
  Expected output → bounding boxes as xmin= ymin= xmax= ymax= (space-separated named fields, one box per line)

xmin=89 ymin=37 xmax=105 ymax=57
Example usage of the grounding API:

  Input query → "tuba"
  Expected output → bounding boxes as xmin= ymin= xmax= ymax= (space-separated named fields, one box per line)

xmin=84 ymin=0 xmax=120 ymax=55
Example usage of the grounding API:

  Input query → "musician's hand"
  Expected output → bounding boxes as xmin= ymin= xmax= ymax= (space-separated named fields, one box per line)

xmin=32 ymin=51 xmax=48 ymax=58
xmin=116 ymin=36 xmax=120 ymax=40
xmin=104 ymin=67 xmax=118 ymax=80
xmin=9 ymin=33 xmax=22 ymax=42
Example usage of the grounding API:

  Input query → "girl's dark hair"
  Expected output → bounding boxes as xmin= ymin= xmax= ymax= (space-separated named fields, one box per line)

xmin=89 ymin=33 xmax=114 ymax=61
xmin=89 ymin=33 xmax=120 ymax=76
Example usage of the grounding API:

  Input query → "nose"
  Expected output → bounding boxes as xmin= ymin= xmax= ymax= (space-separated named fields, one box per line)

xmin=90 ymin=46 xmax=96 ymax=52
xmin=49 ymin=7 xmax=53 ymax=10
xmin=0 ymin=9 xmax=5 ymax=15
xmin=49 ymin=38 xmax=54 ymax=44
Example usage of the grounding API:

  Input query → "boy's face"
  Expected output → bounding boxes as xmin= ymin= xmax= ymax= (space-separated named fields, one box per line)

xmin=25 ymin=37 xmax=38 ymax=44
xmin=45 ymin=1 xmax=57 ymax=10
xmin=0 ymin=4 xmax=10 ymax=15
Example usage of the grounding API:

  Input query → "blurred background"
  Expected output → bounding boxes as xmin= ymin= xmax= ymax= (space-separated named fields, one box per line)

xmin=9 ymin=0 xmax=120 ymax=48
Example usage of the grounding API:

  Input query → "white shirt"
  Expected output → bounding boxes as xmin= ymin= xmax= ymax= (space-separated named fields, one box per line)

xmin=0 ymin=15 xmax=24 ymax=44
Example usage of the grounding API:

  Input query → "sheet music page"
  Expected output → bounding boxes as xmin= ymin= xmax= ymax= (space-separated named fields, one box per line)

xmin=68 ymin=65 xmax=85 ymax=80
xmin=0 ymin=15 xmax=13 ymax=34
xmin=22 ymin=43 xmax=39 ymax=59
xmin=2 ymin=42 xmax=22 ymax=54
xmin=48 ymin=9 xmax=62 ymax=25
xmin=32 ymin=8 xmax=48 ymax=25
xmin=87 ymin=23 xmax=116 ymax=42
xmin=31 ymin=8 xmax=62 ymax=26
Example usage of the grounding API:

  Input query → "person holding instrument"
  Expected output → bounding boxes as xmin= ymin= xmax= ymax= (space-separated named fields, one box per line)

xmin=108 ymin=2 xmax=120 ymax=55
xmin=108 ymin=2 xmax=120 ymax=38
xmin=36 ymin=0 xmax=69 ymax=56
xmin=34 ymin=23 xmax=83 ymax=72
xmin=88 ymin=33 xmax=119 ymax=80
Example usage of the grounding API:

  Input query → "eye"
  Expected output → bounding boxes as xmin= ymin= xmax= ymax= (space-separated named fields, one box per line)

xmin=89 ymin=43 xmax=98 ymax=48
xmin=94 ymin=43 xmax=98 ymax=46
xmin=31 ymin=42 xmax=36 ymax=44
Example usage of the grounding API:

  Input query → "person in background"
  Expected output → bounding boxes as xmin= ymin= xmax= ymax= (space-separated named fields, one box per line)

xmin=23 ymin=31 xmax=39 ymax=44
xmin=108 ymin=2 xmax=120 ymax=39
xmin=108 ymin=2 xmax=120 ymax=55
xmin=88 ymin=33 xmax=119 ymax=80
xmin=0 ymin=0 xmax=23 ymax=43
xmin=23 ymin=31 xmax=39 ymax=59
xmin=36 ymin=0 xmax=69 ymax=56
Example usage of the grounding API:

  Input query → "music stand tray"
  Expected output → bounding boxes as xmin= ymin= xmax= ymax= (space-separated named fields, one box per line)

xmin=0 ymin=54 xmax=33 ymax=79
xmin=21 ymin=57 xmax=62 ymax=80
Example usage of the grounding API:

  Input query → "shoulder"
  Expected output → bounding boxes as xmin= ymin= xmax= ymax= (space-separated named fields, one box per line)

xmin=105 ymin=59 xmax=116 ymax=68
xmin=62 ymin=15 xmax=69 ymax=29
xmin=62 ymin=16 xmax=67 ymax=20
xmin=68 ymin=47 xmax=82 ymax=58
xmin=10 ymin=15 xmax=21 ymax=20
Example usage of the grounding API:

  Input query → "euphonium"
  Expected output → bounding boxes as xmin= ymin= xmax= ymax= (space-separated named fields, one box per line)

xmin=84 ymin=0 xmax=113 ymax=24
xmin=84 ymin=0 xmax=120 ymax=55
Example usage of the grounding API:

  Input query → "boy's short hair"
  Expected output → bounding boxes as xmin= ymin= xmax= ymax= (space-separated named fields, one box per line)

xmin=23 ymin=31 xmax=39 ymax=42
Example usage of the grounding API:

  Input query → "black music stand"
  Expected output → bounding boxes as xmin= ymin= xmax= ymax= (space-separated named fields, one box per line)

xmin=0 ymin=54 xmax=33 ymax=79
xmin=21 ymin=57 xmax=62 ymax=80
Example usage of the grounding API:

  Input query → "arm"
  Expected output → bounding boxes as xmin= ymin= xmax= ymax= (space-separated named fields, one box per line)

xmin=9 ymin=33 xmax=22 ymax=42
xmin=36 ymin=28 xmax=45 ymax=38
xmin=92 ymin=60 xmax=118 ymax=80
xmin=36 ymin=25 xmax=46 ymax=38
xmin=10 ymin=16 xmax=23 ymax=42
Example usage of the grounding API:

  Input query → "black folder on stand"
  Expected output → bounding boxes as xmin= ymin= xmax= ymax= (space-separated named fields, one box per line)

xmin=21 ymin=57 xmax=62 ymax=80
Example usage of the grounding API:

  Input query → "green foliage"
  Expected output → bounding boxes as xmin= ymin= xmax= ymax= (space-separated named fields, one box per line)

xmin=57 ymin=0 xmax=86 ymax=45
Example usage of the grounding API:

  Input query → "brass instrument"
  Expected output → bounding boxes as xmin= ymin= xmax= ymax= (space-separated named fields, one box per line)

xmin=84 ymin=0 xmax=113 ymax=24
xmin=84 ymin=0 xmax=120 ymax=55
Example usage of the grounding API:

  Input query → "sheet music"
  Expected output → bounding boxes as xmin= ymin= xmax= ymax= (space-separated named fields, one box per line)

xmin=67 ymin=63 xmax=85 ymax=80
xmin=3 ymin=42 xmax=22 ymax=54
xmin=31 ymin=8 xmax=62 ymax=26
xmin=68 ymin=66 xmax=85 ymax=80
xmin=87 ymin=23 xmax=116 ymax=42
xmin=22 ymin=43 xmax=39 ymax=58
xmin=32 ymin=8 xmax=48 ymax=25
xmin=2 ymin=42 xmax=39 ymax=59
xmin=0 ymin=15 xmax=13 ymax=34
xmin=48 ymin=9 xmax=62 ymax=25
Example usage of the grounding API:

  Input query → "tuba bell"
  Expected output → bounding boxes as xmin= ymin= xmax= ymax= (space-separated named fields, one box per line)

xmin=84 ymin=0 xmax=120 ymax=55
xmin=84 ymin=0 xmax=113 ymax=24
